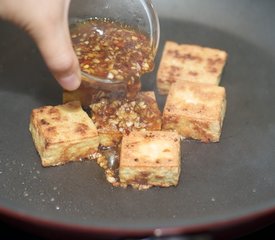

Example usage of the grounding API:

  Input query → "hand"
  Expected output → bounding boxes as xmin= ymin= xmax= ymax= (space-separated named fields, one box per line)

xmin=0 ymin=0 xmax=81 ymax=91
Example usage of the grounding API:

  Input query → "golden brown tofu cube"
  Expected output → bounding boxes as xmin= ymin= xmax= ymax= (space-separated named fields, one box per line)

xmin=29 ymin=101 xmax=99 ymax=167
xmin=90 ymin=91 xmax=162 ymax=146
xmin=119 ymin=131 xmax=181 ymax=188
xmin=162 ymin=81 xmax=226 ymax=142
xmin=157 ymin=41 xmax=228 ymax=94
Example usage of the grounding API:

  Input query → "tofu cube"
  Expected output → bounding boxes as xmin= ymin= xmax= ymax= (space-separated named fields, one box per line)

xmin=157 ymin=41 xmax=228 ymax=94
xmin=162 ymin=80 xmax=226 ymax=142
xmin=119 ymin=131 xmax=181 ymax=188
xmin=29 ymin=101 xmax=99 ymax=167
xmin=90 ymin=91 xmax=162 ymax=147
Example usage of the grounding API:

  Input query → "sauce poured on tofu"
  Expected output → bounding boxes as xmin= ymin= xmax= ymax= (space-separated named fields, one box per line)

xmin=71 ymin=19 xmax=158 ymax=189
xmin=89 ymin=93 xmax=162 ymax=189
xmin=70 ymin=18 xmax=155 ymax=99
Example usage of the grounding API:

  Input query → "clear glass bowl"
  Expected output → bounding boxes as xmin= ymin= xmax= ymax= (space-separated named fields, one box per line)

xmin=69 ymin=0 xmax=160 ymax=86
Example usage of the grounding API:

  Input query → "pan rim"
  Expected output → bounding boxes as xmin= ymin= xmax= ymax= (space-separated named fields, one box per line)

xmin=1 ymin=203 xmax=275 ymax=238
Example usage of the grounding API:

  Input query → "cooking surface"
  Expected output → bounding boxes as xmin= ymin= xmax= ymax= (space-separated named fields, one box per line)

xmin=1 ymin=0 xmax=275 ymax=234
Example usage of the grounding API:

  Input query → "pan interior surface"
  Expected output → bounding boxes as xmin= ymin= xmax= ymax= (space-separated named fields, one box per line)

xmin=0 ymin=0 xmax=275 ymax=231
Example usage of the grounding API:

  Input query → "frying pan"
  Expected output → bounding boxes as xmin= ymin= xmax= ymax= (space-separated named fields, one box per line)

xmin=1 ymin=0 xmax=275 ymax=239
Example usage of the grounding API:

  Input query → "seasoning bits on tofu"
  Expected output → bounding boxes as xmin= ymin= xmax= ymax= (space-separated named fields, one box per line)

xmin=119 ymin=131 xmax=181 ymax=189
xmin=90 ymin=91 xmax=162 ymax=147
xmin=157 ymin=41 xmax=228 ymax=94
xmin=29 ymin=101 xmax=99 ymax=167
xmin=162 ymin=80 xmax=226 ymax=142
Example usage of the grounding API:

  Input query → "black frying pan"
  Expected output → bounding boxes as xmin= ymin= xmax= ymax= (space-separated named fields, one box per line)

xmin=1 ymin=0 xmax=275 ymax=239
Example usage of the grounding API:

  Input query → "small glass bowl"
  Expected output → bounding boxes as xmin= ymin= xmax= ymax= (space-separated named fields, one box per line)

xmin=69 ymin=0 xmax=160 ymax=86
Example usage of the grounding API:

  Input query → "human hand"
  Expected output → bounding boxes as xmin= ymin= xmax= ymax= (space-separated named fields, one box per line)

xmin=0 ymin=0 xmax=81 ymax=91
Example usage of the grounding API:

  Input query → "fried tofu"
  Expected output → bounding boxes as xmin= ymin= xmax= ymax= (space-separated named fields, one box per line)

xmin=157 ymin=41 xmax=228 ymax=94
xmin=119 ymin=131 xmax=181 ymax=188
xmin=29 ymin=101 xmax=99 ymax=167
xmin=162 ymin=81 xmax=226 ymax=142
xmin=90 ymin=91 xmax=162 ymax=147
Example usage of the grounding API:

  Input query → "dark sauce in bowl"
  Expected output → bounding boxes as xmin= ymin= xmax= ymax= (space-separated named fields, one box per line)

xmin=70 ymin=18 xmax=155 ymax=99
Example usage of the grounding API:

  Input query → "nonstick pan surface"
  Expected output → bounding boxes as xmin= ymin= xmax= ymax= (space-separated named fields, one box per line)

xmin=1 ymin=0 xmax=275 ymax=238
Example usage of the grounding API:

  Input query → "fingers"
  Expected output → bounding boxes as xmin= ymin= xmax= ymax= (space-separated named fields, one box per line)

xmin=33 ymin=21 xmax=81 ymax=91
xmin=37 ymin=26 xmax=81 ymax=91
xmin=0 ymin=0 xmax=81 ymax=91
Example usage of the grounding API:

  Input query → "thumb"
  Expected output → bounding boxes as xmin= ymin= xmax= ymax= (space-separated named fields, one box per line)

xmin=34 ymin=20 xmax=81 ymax=91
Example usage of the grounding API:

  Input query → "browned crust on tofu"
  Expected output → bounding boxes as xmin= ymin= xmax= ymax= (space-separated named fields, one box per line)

xmin=162 ymin=81 xmax=226 ymax=142
xmin=119 ymin=131 xmax=181 ymax=187
xmin=29 ymin=101 xmax=99 ymax=167
xmin=90 ymin=91 xmax=162 ymax=146
xmin=157 ymin=41 xmax=228 ymax=94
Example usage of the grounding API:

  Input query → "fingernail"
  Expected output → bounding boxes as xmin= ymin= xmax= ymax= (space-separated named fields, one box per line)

xmin=59 ymin=73 xmax=80 ymax=91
